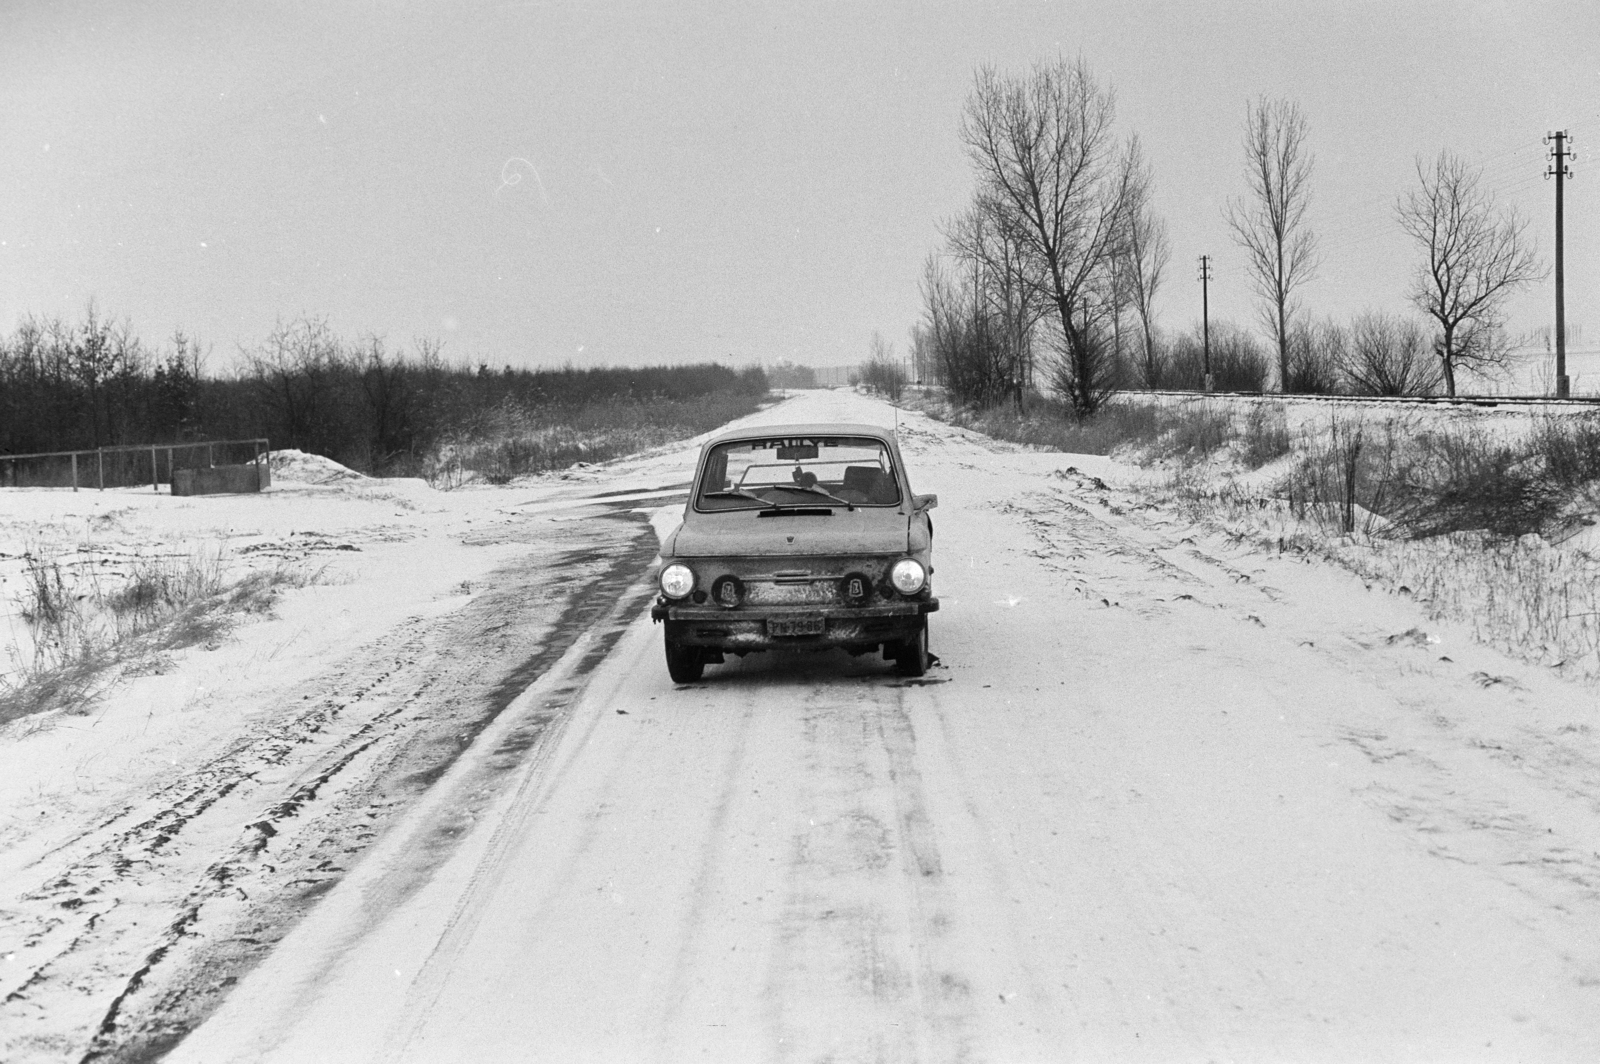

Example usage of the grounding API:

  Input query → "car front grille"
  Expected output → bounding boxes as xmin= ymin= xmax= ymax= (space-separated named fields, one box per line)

xmin=745 ymin=581 xmax=840 ymax=606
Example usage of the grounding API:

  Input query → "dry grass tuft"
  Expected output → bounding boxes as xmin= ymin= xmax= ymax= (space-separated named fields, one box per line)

xmin=1239 ymin=403 xmax=1292 ymax=470
xmin=1330 ymin=534 xmax=1600 ymax=680
xmin=1152 ymin=404 xmax=1233 ymax=464
xmin=1 ymin=550 xmax=314 ymax=727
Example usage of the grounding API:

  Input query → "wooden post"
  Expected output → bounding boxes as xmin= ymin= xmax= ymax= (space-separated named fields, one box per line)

xmin=208 ymin=442 xmax=215 ymax=468
xmin=72 ymin=452 xmax=79 ymax=492
xmin=151 ymin=446 xmax=158 ymax=491
xmin=97 ymin=448 xmax=104 ymax=491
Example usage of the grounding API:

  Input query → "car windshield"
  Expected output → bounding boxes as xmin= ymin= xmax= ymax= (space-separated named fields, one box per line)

xmin=696 ymin=435 xmax=901 ymax=511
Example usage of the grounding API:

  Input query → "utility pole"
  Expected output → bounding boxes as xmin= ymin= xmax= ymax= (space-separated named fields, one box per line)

xmin=1198 ymin=255 xmax=1214 ymax=392
xmin=1547 ymin=130 xmax=1576 ymax=397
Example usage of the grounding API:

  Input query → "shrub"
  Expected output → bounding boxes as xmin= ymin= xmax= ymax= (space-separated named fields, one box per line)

xmin=1285 ymin=319 xmax=1344 ymax=395
xmin=1387 ymin=430 xmax=1565 ymax=538
xmin=1166 ymin=321 xmax=1271 ymax=392
xmin=1282 ymin=414 xmax=1568 ymax=540
xmin=1342 ymin=312 xmax=1441 ymax=396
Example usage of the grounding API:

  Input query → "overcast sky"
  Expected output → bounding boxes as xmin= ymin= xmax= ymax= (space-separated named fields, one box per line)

xmin=2 ymin=1 xmax=1596 ymax=372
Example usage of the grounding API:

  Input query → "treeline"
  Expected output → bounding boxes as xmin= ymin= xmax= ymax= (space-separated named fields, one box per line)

xmin=914 ymin=309 xmax=1451 ymax=401
xmin=0 ymin=312 xmax=767 ymax=475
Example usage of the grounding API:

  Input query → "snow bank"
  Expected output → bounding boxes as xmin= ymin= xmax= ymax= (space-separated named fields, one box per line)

xmin=269 ymin=448 xmax=367 ymax=485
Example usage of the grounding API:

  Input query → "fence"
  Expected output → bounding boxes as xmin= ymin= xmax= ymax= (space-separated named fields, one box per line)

xmin=0 ymin=438 xmax=271 ymax=492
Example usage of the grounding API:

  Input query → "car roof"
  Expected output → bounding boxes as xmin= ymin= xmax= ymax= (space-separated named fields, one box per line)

xmin=705 ymin=422 xmax=896 ymax=446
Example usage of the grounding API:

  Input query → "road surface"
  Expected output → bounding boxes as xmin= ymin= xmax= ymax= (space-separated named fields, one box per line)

xmin=171 ymin=390 xmax=1600 ymax=1062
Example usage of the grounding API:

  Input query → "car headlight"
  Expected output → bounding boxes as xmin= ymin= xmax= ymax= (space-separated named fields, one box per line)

xmin=889 ymin=558 xmax=926 ymax=595
xmin=659 ymin=563 xmax=695 ymax=599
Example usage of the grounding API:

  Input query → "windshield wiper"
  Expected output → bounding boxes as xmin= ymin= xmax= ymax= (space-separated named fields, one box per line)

xmin=704 ymin=487 xmax=772 ymax=506
xmin=705 ymin=485 xmax=850 ymax=513
xmin=769 ymin=483 xmax=855 ymax=510
xmin=704 ymin=487 xmax=817 ymax=512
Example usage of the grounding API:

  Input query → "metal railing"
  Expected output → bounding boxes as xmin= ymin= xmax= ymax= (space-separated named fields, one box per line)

xmin=0 ymin=438 xmax=271 ymax=491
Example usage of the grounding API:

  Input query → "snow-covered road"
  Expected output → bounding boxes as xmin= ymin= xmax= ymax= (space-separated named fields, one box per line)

xmin=162 ymin=390 xmax=1600 ymax=1062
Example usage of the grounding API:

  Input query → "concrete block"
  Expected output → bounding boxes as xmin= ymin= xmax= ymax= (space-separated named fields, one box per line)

xmin=172 ymin=463 xmax=267 ymax=496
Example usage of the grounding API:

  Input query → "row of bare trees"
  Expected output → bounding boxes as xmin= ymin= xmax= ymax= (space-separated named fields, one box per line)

xmin=916 ymin=59 xmax=1544 ymax=411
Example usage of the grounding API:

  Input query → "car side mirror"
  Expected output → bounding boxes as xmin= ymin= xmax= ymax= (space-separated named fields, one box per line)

xmin=912 ymin=493 xmax=938 ymax=512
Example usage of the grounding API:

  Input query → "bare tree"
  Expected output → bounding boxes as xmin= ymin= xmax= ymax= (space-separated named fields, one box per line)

xmin=1395 ymin=150 xmax=1542 ymax=396
xmin=944 ymin=199 xmax=1043 ymax=407
xmin=1119 ymin=135 xmax=1169 ymax=388
xmin=1225 ymin=96 xmax=1319 ymax=392
xmin=960 ymin=57 xmax=1138 ymax=414
xmin=918 ymin=253 xmax=1010 ymax=408
xmin=249 ymin=316 xmax=345 ymax=450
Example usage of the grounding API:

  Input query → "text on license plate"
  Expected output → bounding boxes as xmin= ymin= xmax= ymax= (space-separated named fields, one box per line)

xmin=767 ymin=616 xmax=825 ymax=637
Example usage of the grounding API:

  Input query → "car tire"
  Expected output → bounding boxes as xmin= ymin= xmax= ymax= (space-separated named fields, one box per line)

xmin=665 ymin=638 xmax=705 ymax=683
xmin=892 ymin=620 xmax=929 ymax=677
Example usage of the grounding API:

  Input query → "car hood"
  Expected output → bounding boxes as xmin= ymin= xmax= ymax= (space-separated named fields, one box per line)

xmin=666 ymin=508 xmax=909 ymax=557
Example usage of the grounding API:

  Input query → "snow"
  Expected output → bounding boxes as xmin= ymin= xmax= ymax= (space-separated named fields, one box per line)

xmin=7 ymin=390 xmax=1600 ymax=1061
xmin=267 ymin=447 xmax=370 ymax=485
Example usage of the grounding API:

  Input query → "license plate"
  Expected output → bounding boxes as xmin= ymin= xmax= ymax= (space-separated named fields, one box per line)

xmin=767 ymin=616 xmax=825 ymax=637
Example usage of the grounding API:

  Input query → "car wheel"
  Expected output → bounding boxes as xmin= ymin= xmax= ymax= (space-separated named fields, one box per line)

xmin=892 ymin=620 xmax=929 ymax=677
xmin=665 ymin=638 xmax=705 ymax=683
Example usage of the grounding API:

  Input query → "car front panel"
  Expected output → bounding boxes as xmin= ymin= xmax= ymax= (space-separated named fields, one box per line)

xmin=651 ymin=553 xmax=936 ymax=651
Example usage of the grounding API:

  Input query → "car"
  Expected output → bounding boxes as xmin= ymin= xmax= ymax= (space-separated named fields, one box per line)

xmin=651 ymin=422 xmax=939 ymax=682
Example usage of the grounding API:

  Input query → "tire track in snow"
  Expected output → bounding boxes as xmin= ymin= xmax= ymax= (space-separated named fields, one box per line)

xmin=2 ymin=511 xmax=661 ymax=1064
xmin=1033 ymin=461 xmax=1600 ymax=999
xmin=376 ymin=570 xmax=663 ymax=1064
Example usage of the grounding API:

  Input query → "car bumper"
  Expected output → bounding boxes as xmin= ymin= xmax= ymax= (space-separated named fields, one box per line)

xmin=652 ymin=598 xmax=938 ymax=650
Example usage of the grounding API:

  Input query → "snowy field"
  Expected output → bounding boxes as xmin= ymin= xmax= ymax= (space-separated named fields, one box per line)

xmin=4 ymin=389 xmax=1600 ymax=1062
